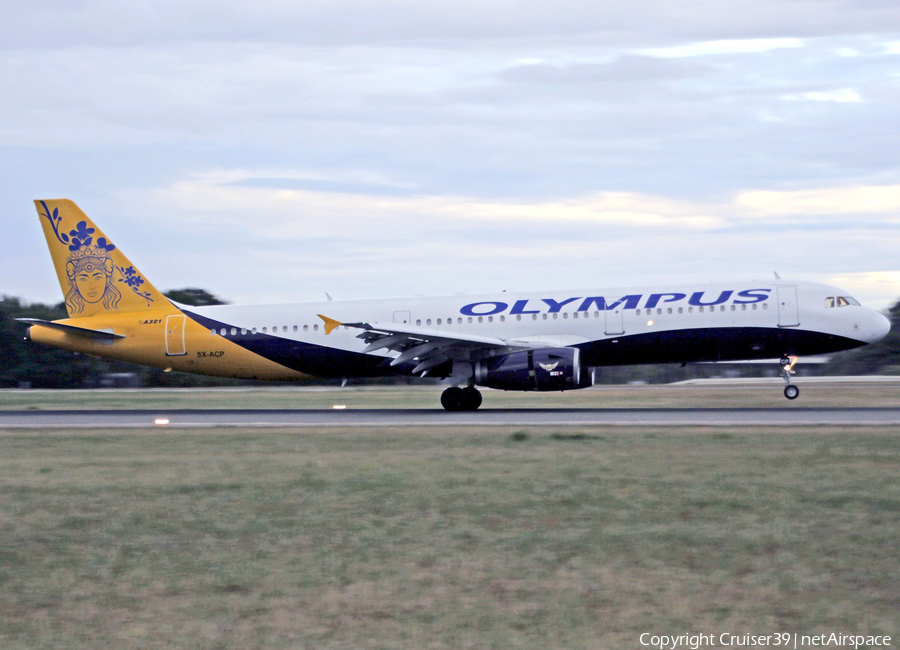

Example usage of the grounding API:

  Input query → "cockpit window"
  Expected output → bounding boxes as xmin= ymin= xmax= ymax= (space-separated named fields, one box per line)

xmin=828 ymin=296 xmax=860 ymax=308
xmin=826 ymin=296 xmax=860 ymax=308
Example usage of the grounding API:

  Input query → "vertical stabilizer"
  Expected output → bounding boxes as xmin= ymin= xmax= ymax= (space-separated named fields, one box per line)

xmin=34 ymin=199 xmax=168 ymax=317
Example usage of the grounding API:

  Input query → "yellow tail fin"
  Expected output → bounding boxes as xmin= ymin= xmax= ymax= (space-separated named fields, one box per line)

xmin=35 ymin=199 xmax=168 ymax=317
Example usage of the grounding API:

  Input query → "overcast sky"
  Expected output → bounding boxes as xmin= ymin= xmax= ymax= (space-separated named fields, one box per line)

xmin=3 ymin=0 xmax=900 ymax=309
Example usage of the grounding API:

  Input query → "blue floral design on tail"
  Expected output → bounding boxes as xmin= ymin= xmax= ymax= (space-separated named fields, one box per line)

xmin=96 ymin=237 xmax=115 ymax=252
xmin=119 ymin=266 xmax=153 ymax=304
xmin=38 ymin=201 xmax=153 ymax=306
xmin=38 ymin=201 xmax=70 ymax=246
xmin=67 ymin=221 xmax=95 ymax=251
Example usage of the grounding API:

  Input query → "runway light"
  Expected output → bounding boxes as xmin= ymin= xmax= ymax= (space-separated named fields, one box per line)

xmin=154 ymin=418 xmax=170 ymax=425
xmin=332 ymin=405 xmax=347 ymax=410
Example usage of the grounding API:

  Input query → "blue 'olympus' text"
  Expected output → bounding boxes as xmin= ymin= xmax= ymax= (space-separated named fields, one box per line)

xmin=460 ymin=289 xmax=771 ymax=316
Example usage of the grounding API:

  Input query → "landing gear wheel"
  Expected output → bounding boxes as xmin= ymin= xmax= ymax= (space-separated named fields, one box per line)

xmin=461 ymin=386 xmax=483 ymax=411
xmin=441 ymin=386 xmax=483 ymax=411
xmin=441 ymin=387 xmax=465 ymax=411
xmin=780 ymin=355 xmax=800 ymax=400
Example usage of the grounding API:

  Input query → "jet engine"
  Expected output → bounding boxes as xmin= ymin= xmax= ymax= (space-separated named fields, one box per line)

xmin=473 ymin=347 xmax=587 ymax=391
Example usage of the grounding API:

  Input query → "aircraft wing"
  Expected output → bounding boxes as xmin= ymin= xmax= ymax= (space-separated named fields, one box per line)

xmin=318 ymin=314 xmax=539 ymax=376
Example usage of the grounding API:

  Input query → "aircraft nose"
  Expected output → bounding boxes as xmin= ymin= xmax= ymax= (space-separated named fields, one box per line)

xmin=866 ymin=311 xmax=891 ymax=343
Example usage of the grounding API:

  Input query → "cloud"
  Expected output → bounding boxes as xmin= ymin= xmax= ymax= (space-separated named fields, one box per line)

xmin=193 ymin=168 xmax=417 ymax=190
xmin=121 ymin=172 xmax=900 ymax=307
xmin=4 ymin=1 xmax=900 ymax=311
xmin=159 ymin=170 xmax=900 ymax=228
xmin=497 ymin=55 xmax=714 ymax=85
xmin=783 ymin=88 xmax=862 ymax=102
xmin=735 ymin=185 xmax=900 ymax=217
xmin=644 ymin=37 xmax=805 ymax=58
xmin=148 ymin=170 xmax=729 ymax=239
xmin=6 ymin=1 xmax=900 ymax=50
xmin=12 ymin=170 xmax=900 ymax=309
xmin=0 ymin=31 xmax=895 ymax=198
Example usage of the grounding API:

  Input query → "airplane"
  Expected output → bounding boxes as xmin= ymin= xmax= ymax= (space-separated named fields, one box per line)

xmin=19 ymin=199 xmax=891 ymax=410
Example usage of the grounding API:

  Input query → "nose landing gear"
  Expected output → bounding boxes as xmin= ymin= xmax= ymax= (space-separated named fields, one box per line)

xmin=781 ymin=355 xmax=800 ymax=400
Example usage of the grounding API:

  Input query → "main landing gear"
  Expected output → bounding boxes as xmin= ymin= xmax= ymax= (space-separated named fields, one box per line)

xmin=441 ymin=386 xmax=483 ymax=411
xmin=781 ymin=355 xmax=800 ymax=400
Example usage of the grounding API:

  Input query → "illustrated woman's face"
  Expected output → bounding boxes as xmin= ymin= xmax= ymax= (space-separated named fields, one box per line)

xmin=76 ymin=269 xmax=107 ymax=303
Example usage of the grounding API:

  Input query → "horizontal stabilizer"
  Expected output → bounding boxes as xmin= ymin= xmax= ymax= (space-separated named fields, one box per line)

xmin=17 ymin=318 xmax=125 ymax=341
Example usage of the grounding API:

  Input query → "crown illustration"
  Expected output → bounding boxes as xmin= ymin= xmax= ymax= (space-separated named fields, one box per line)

xmin=39 ymin=203 xmax=153 ymax=306
xmin=66 ymin=246 xmax=114 ymax=278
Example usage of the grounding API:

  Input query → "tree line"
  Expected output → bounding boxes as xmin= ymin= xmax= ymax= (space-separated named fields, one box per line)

xmin=0 ymin=289 xmax=251 ymax=389
xmin=1 ymin=290 xmax=898 ymax=389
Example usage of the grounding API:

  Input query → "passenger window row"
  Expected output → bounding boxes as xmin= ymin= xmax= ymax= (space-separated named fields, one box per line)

xmin=210 ymin=324 xmax=318 ymax=337
xmin=210 ymin=300 xmax=774 ymax=337
xmin=415 ymin=312 xmax=608 ymax=326
xmin=638 ymin=304 xmax=768 ymax=315
xmin=409 ymin=303 xmax=770 ymax=327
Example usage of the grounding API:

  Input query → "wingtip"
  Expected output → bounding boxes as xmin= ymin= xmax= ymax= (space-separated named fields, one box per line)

xmin=317 ymin=314 xmax=342 ymax=335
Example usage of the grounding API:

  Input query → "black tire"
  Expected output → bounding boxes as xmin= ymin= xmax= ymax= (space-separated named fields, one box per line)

xmin=441 ymin=387 xmax=465 ymax=411
xmin=784 ymin=385 xmax=800 ymax=400
xmin=461 ymin=387 xmax=483 ymax=411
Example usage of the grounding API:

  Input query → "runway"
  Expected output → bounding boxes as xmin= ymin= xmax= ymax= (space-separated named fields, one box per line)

xmin=2 ymin=407 xmax=900 ymax=428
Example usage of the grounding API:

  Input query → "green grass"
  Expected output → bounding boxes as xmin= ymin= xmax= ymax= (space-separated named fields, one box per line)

xmin=1 ymin=426 xmax=898 ymax=648
xmin=2 ymin=380 xmax=899 ymax=411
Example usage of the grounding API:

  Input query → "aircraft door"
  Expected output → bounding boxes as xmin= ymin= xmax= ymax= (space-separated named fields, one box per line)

xmin=165 ymin=314 xmax=188 ymax=356
xmin=777 ymin=286 xmax=800 ymax=327
xmin=604 ymin=303 xmax=625 ymax=335
xmin=393 ymin=310 xmax=411 ymax=325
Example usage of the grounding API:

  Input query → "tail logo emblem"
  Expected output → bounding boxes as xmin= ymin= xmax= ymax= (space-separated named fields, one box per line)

xmin=38 ymin=201 xmax=154 ymax=313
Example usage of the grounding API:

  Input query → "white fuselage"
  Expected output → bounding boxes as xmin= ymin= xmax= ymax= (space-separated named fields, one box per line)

xmin=180 ymin=279 xmax=889 ymax=379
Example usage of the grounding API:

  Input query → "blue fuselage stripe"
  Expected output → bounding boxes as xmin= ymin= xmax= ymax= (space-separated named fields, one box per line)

xmin=183 ymin=309 xmax=864 ymax=378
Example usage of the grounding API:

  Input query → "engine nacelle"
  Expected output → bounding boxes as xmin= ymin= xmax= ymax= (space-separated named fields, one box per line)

xmin=474 ymin=347 xmax=586 ymax=391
